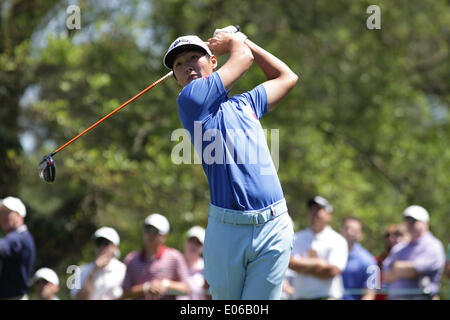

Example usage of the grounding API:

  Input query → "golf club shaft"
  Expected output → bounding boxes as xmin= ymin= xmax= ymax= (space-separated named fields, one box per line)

xmin=53 ymin=71 xmax=173 ymax=155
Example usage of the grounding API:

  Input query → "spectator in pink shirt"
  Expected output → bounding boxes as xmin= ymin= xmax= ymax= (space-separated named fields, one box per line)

xmin=178 ymin=226 xmax=207 ymax=300
xmin=121 ymin=213 xmax=190 ymax=300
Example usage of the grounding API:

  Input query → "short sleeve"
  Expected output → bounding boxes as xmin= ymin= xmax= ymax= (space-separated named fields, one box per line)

xmin=328 ymin=236 xmax=348 ymax=271
xmin=240 ymin=84 xmax=268 ymax=119
xmin=290 ymin=232 xmax=304 ymax=257
xmin=177 ymin=72 xmax=227 ymax=131
xmin=413 ymin=244 xmax=445 ymax=275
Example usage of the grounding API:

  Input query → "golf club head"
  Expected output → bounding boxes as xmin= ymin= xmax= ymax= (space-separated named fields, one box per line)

xmin=38 ymin=153 xmax=56 ymax=183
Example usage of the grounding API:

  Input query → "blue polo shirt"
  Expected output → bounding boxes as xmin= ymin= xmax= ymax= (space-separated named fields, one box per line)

xmin=0 ymin=225 xmax=36 ymax=299
xmin=342 ymin=242 xmax=377 ymax=300
xmin=177 ymin=72 xmax=283 ymax=211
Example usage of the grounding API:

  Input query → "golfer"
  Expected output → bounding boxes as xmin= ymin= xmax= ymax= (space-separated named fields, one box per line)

xmin=164 ymin=26 xmax=298 ymax=299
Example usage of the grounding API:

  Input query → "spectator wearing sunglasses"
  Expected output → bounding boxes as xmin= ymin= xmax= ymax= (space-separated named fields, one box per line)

xmin=375 ymin=223 xmax=409 ymax=299
xmin=121 ymin=214 xmax=190 ymax=300
xmin=71 ymin=227 xmax=126 ymax=300
xmin=32 ymin=268 xmax=60 ymax=300
xmin=382 ymin=206 xmax=445 ymax=300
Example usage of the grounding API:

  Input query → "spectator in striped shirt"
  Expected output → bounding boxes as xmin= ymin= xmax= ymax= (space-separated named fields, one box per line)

xmin=121 ymin=213 xmax=190 ymax=300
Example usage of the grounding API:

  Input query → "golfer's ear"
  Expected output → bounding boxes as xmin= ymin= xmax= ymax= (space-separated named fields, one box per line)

xmin=210 ymin=55 xmax=218 ymax=70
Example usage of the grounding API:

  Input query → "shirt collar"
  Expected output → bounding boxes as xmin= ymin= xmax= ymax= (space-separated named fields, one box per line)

xmin=14 ymin=224 xmax=28 ymax=233
xmin=139 ymin=245 xmax=167 ymax=261
xmin=310 ymin=225 xmax=331 ymax=237
xmin=412 ymin=231 xmax=431 ymax=244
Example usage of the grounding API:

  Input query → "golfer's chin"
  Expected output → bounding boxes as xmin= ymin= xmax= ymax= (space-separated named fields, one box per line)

xmin=189 ymin=73 xmax=202 ymax=82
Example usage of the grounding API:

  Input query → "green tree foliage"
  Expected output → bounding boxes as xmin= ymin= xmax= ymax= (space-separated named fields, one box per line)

xmin=0 ymin=0 xmax=60 ymax=196
xmin=1 ymin=0 xmax=449 ymax=298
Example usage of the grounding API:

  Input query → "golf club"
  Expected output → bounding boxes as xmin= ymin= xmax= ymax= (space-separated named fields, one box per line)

xmin=38 ymin=70 xmax=173 ymax=183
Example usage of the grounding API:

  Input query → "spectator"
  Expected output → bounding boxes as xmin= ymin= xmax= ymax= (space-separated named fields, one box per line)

xmin=71 ymin=227 xmax=126 ymax=300
xmin=122 ymin=213 xmax=190 ymax=300
xmin=32 ymin=267 xmax=60 ymax=300
xmin=375 ymin=223 xmax=408 ymax=300
xmin=178 ymin=226 xmax=207 ymax=300
xmin=0 ymin=196 xmax=36 ymax=300
xmin=280 ymin=215 xmax=296 ymax=300
xmin=340 ymin=217 xmax=377 ymax=300
xmin=289 ymin=196 xmax=348 ymax=300
xmin=382 ymin=205 xmax=445 ymax=300
xmin=377 ymin=224 xmax=409 ymax=267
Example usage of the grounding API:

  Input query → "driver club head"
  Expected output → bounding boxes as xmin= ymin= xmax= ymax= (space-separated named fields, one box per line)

xmin=38 ymin=153 xmax=56 ymax=183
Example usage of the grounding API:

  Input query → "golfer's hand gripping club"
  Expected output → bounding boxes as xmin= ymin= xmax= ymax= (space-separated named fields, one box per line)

xmin=213 ymin=25 xmax=247 ymax=42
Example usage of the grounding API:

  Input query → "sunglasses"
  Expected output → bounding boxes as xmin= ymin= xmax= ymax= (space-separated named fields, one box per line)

xmin=144 ymin=225 xmax=161 ymax=235
xmin=384 ymin=231 xmax=404 ymax=238
xmin=35 ymin=278 xmax=50 ymax=286
xmin=95 ymin=237 xmax=113 ymax=247
xmin=187 ymin=237 xmax=203 ymax=246
xmin=403 ymin=216 xmax=418 ymax=223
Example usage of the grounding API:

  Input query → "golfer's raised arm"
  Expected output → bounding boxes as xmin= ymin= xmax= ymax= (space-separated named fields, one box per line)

xmin=207 ymin=33 xmax=254 ymax=91
xmin=244 ymin=39 xmax=298 ymax=111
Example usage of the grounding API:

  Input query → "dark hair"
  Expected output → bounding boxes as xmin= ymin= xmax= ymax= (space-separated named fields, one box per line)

xmin=343 ymin=216 xmax=364 ymax=231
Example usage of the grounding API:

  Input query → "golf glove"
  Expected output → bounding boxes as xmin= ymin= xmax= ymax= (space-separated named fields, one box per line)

xmin=213 ymin=25 xmax=247 ymax=42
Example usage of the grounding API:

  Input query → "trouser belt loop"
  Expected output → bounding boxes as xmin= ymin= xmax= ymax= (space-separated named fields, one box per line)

xmin=209 ymin=199 xmax=287 ymax=226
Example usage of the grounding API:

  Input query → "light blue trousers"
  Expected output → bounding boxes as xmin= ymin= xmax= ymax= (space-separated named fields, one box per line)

xmin=203 ymin=203 xmax=294 ymax=300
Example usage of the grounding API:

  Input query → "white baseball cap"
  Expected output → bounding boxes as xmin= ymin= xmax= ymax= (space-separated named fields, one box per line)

xmin=94 ymin=227 xmax=120 ymax=246
xmin=308 ymin=196 xmax=333 ymax=214
xmin=0 ymin=196 xmax=26 ymax=218
xmin=403 ymin=205 xmax=429 ymax=222
xmin=163 ymin=35 xmax=213 ymax=69
xmin=144 ymin=213 xmax=170 ymax=235
xmin=32 ymin=267 xmax=59 ymax=286
xmin=187 ymin=226 xmax=206 ymax=245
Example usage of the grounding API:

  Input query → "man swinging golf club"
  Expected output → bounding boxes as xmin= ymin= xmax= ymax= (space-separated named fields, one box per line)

xmin=164 ymin=26 xmax=298 ymax=299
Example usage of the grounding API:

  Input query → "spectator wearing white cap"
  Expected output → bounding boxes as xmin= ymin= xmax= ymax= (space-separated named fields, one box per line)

xmin=122 ymin=213 xmax=190 ymax=300
xmin=71 ymin=227 xmax=126 ymax=300
xmin=382 ymin=205 xmax=445 ymax=299
xmin=178 ymin=226 xmax=207 ymax=300
xmin=0 ymin=196 xmax=36 ymax=300
xmin=32 ymin=267 xmax=60 ymax=300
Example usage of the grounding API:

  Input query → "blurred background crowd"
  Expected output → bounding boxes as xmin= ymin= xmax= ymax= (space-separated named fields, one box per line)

xmin=1 ymin=195 xmax=448 ymax=300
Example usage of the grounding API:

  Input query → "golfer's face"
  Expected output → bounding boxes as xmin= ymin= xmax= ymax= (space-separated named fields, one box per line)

xmin=173 ymin=50 xmax=216 ymax=87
